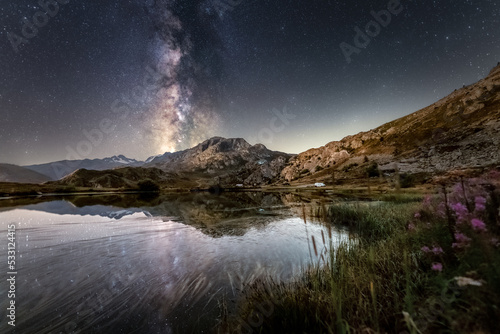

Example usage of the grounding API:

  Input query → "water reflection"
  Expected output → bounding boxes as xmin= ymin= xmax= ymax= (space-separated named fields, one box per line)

xmin=0 ymin=192 xmax=352 ymax=333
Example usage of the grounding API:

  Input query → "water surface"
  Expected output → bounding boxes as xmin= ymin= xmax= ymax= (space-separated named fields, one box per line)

xmin=0 ymin=192 xmax=351 ymax=333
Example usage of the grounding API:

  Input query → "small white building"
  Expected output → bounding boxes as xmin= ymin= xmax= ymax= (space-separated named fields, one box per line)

xmin=314 ymin=183 xmax=326 ymax=187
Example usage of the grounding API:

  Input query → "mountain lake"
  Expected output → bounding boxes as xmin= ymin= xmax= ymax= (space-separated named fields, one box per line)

xmin=0 ymin=192 xmax=355 ymax=333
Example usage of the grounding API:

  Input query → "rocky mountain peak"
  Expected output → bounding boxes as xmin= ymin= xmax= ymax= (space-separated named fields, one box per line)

xmin=250 ymin=143 xmax=269 ymax=151
xmin=488 ymin=62 xmax=500 ymax=77
xmin=198 ymin=137 xmax=251 ymax=153
xmin=141 ymin=136 xmax=292 ymax=185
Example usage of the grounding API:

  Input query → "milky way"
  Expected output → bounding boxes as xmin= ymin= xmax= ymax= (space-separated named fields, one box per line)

xmin=142 ymin=1 xmax=222 ymax=153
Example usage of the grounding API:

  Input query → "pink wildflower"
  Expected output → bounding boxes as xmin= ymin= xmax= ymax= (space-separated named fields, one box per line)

xmin=436 ymin=202 xmax=446 ymax=218
xmin=471 ymin=218 xmax=487 ymax=232
xmin=475 ymin=196 xmax=487 ymax=205
xmin=452 ymin=183 xmax=464 ymax=195
xmin=475 ymin=203 xmax=486 ymax=212
xmin=431 ymin=262 xmax=443 ymax=272
xmin=432 ymin=246 xmax=444 ymax=255
xmin=451 ymin=202 xmax=468 ymax=223
xmin=414 ymin=212 xmax=421 ymax=219
xmin=491 ymin=238 xmax=500 ymax=247
xmin=452 ymin=232 xmax=471 ymax=249
xmin=475 ymin=196 xmax=487 ymax=212
xmin=455 ymin=232 xmax=470 ymax=242
xmin=407 ymin=223 xmax=416 ymax=231
xmin=488 ymin=170 xmax=500 ymax=179
xmin=421 ymin=246 xmax=431 ymax=253
xmin=423 ymin=195 xmax=432 ymax=207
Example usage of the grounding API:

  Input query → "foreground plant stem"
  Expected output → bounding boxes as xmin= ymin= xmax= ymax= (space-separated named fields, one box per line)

xmin=442 ymin=184 xmax=457 ymax=243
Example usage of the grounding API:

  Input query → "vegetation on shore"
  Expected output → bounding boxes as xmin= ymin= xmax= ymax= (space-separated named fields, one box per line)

xmin=0 ymin=179 xmax=170 ymax=197
xmin=218 ymin=171 xmax=500 ymax=333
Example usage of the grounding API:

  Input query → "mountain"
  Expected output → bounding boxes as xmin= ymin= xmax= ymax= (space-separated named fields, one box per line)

xmin=44 ymin=138 xmax=292 ymax=189
xmin=281 ymin=63 xmax=500 ymax=183
xmin=53 ymin=166 xmax=174 ymax=189
xmin=144 ymin=137 xmax=293 ymax=186
xmin=10 ymin=64 xmax=500 ymax=189
xmin=21 ymin=200 xmax=144 ymax=220
xmin=9 ymin=138 xmax=291 ymax=188
xmin=0 ymin=164 xmax=52 ymax=183
xmin=24 ymin=155 xmax=141 ymax=180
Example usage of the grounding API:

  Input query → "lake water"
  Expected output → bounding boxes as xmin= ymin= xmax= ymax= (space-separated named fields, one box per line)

xmin=0 ymin=192 xmax=351 ymax=333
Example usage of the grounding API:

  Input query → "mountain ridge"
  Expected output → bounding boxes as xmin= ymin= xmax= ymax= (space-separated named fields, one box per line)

xmin=280 ymin=63 xmax=500 ymax=183
xmin=23 ymin=155 xmax=142 ymax=181
xmin=4 ymin=63 xmax=500 ymax=188
xmin=0 ymin=164 xmax=53 ymax=184
xmin=47 ymin=137 xmax=292 ymax=189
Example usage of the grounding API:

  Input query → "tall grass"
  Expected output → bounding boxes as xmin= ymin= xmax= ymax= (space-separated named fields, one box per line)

xmin=311 ymin=200 xmax=419 ymax=242
xmin=217 ymin=172 xmax=500 ymax=333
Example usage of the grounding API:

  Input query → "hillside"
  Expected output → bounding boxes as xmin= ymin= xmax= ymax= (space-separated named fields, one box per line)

xmin=281 ymin=63 xmax=500 ymax=184
xmin=53 ymin=167 xmax=175 ymax=189
xmin=0 ymin=164 xmax=52 ymax=183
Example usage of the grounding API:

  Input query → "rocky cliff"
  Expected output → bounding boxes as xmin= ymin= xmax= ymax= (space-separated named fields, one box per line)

xmin=281 ymin=63 xmax=500 ymax=183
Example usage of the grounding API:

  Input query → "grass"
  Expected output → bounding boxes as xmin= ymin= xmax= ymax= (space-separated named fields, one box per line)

xmin=307 ymin=199 xmax=420 ymax=242
xmin=217 ymin=175 xmax=500 ymax=333
xmin=378 ymin=192 xmax=426 ymax=203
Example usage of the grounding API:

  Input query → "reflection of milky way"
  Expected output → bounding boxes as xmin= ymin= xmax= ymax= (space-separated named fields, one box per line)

xmin=145 ymin=2 xmax=221 ymax=153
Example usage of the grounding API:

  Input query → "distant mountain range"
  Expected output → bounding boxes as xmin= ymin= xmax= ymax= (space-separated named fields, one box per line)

xmin=8 ymin=138 xmax=291 ymax=187
xmin=3 ymin=63 xmax=500 ymax=187
xmin=23 ymin=155 xmax=141 ymax=181
xmin=0 ymin=164 xmax=52 ymax=183
xmin=51 ymin=138 xmax=292 ymax=189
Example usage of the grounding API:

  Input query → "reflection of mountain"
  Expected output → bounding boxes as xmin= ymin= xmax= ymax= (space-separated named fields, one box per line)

xmin=3 ymin=193 xmax=293 ymax=237
xmin=21 ymin=200 xmax=144 ymax=220
xmin=141 ymin=192 xmax=290 ymax=236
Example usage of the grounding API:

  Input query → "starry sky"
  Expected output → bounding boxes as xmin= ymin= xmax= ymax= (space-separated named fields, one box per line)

xmin=0 ymin=0 xmax=499 ymax=165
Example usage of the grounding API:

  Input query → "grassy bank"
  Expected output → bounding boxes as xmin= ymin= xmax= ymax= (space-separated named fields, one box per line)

xmin=218 ymin=173 xmax=500 ymax=333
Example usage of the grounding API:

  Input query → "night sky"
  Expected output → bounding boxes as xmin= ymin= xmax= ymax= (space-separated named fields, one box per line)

xmin=1 ymin=0 xmax=499 ymax=165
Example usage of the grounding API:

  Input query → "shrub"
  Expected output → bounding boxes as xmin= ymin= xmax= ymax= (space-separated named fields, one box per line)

xmin=366 ymin=162 xmax=380 ymax=177
xmin=342 ymin=163 xmax=359 ymax=172
xmin=400 ymin=173 xmax=416 ymax=188
xmin=137 ymin=179 xmax=160 ymax=192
